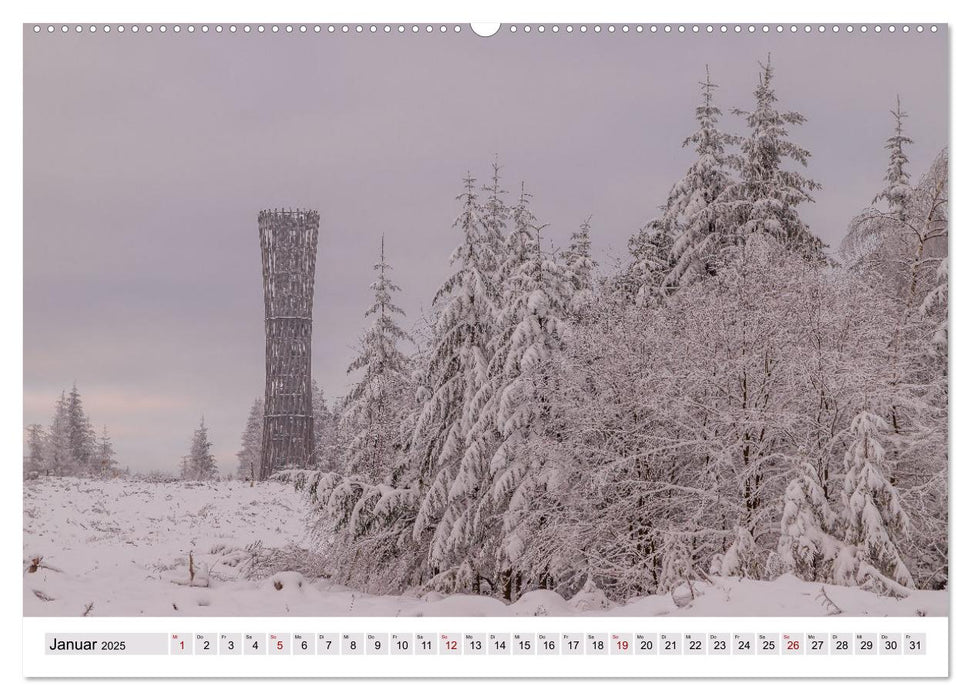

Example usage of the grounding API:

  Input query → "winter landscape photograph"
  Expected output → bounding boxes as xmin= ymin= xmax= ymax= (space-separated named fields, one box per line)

xmin=23 ymin=26 xmax=948 ymax=618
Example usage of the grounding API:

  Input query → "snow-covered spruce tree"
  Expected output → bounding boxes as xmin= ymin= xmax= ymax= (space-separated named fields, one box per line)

xmin=489 ymin=198 xmax=571 ymax=599
xmin=410 ymin=172 xmax=500 ymax=587
xmin=95 ymin=426 xmax=118 ymax=478
xmin=44 ymin=392 xmax=73 ymax=476
xmin=312 ymin=382 xmax=341 ymax=471
xmin=480 ymin=158 xmax=510 ymax=283
xmin=277 ymin=368 xmax=423 ymax=593
xmin=24 ymin=424 xmax=46 ymax=477
xmin=731 ymin=56 xmax=822 ymax=260
xmin=450 ymin=185 xmax=572 ymax=600
xmin=625 ymin=221 xmax=672 ymax=308
xmin=837 ymin=410 xmax=914 ymax=591
xmin=719 ymin=524 xmax=764 ymax=579
xmin=341 ymin=236 xmax=414 ymax=483
xmin=873 ymin=96 xmax=914 ymax=219
xmin=655 ymin=67 xmax=736 ymax=291
xmin=920 ymin=257 xmax=948 ymax=362
xmin=182 ymin=417 xmax=219 ymax=480
xmin=236 ymin=397 xmax=263 ymax=480
xmin=65 ymin=383 xmax=97 ymax=475
xmin=315 ymin=368 xmax=428 ymax=594
xmin=562 ymin=216 xmax=597 ymax=316
xmin=778 ymin=461 xmax=839 ymax=581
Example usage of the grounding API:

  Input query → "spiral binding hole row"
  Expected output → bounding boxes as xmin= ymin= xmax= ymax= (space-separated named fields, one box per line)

xmin=31 ymin=24 xmax=940 ymax=35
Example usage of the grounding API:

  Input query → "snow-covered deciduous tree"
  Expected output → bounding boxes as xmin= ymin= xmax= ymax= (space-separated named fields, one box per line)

xmin=658 ymin=532 xmax=699 ymax=596
xmin=838 ymin=410 xmax=914 ymax=591
xmin=842 ymin=147 xmax=948 ymax=590
xmin=237 ymin=398 xmax=264 ymax=481
xmin=730 ymin=56 xmax=822 ymax=259
xmin=341 ymin=237 xmax=414 ymax=482
xmin=181 ymin=418 xmax=219 ymax=481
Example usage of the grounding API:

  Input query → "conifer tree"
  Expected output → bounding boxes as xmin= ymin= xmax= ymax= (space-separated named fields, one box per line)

xmin=732 ymin=56 xmax=822 ymax=259
xmin=562 ymin=216 xmax=597 ymax=315
xmin=411 ymin=173 xmax=500 ymax=574
xmin=719 ymin=525 xmax=763 ymax=579
xmin=467 ymin=186 xmax=571 ymax=597
xmin=873 ymin=96 xmax=913 ymax=219
xmin=65 ymin=383 xmax=97 ymax=474
xmin=95 ymin=425 xmax=117 ymax=478
xmin=237 ymin=397 xmax=264 ymax=480
xmin=342 ymin=236 xmax=414 ymax=482
xmin=480 ymin=158 xmax=510 ymax=282
xmin=439 ymin=184 xmax=540 ymax=591
xmin=920 ymin=257 xmax=948 ymax=358
xmin=838 ymin=410 xmax=914 ymax=589
xmin=312 ymin=384 xmax=341 ymax=471
xmin=24 ymin=424 xmax=46 ymax=477
xmin=182 ymin=417 xmax=219 ymax=480
xmin=626 ymin=222 xmax=673 ymax=307
xmin=45 ymin=392 xmax=73 ymax=476
xmin=656 ymin=67 xmax=736 ymax=289
xmin=778 ymin=461 xmax=838 ymax=581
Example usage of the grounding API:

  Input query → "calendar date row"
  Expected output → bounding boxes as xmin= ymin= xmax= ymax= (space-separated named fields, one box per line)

xmin=47 ymin=632 xmax=927 ymax=656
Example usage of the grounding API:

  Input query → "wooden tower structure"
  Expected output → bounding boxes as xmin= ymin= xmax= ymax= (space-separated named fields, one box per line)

xmin=258 ymin=208 xmax=319 ymax=478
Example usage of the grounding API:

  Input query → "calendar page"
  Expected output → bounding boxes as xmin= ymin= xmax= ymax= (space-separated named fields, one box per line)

xmin=21 ymin=18 xmax=949 ymax=679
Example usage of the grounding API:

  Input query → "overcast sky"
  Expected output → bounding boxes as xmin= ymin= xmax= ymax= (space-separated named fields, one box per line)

xmin=23 ymin=26 xmax=948 ymax=473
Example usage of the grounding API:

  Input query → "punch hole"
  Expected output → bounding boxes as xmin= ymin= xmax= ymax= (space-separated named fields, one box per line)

xmin=471 ymin=23 xmax=501 ymax=37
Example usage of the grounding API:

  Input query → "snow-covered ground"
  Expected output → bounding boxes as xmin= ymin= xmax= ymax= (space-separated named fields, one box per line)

xmin=23 ymin=477 xmax=946 ymax=617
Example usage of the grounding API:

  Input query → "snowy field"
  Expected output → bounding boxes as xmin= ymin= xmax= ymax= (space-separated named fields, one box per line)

xmin=23 ymin=477 xmax=946 ymax=617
